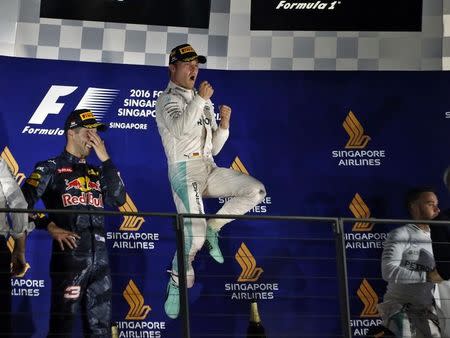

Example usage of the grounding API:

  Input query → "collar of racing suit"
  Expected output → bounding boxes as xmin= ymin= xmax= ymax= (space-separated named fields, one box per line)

xmin=168 ymin=80 xmax=197 ymax=97
xmin=62 ymin=149 xmax=87 ymax=164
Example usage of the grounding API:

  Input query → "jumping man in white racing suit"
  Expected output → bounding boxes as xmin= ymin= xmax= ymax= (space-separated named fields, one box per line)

xmin=155 ymin=44 xmax=266 ymax=319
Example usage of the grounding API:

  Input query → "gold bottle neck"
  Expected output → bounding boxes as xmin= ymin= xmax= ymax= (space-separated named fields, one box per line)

xmin=250 ymin=302 xmax=261 ymax=323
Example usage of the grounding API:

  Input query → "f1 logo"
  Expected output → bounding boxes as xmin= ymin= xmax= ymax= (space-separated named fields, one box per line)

xmin=28 ymin=85 xmax=78 ymax=124
xmin=27 ymin=85 xmax=119 ymax=125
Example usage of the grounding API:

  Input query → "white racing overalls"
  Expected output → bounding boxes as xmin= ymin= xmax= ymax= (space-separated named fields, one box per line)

xmin=379 ymin=224 xmax=441 ymax=337
xmin=156 ymin=81 xmax=266 ymax=287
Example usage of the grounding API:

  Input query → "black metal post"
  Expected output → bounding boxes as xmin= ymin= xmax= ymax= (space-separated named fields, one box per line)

xmin=175 ymin=214 xmax=191 ymax=338
xmin=334 ymin=218 xmax=352 ymax=338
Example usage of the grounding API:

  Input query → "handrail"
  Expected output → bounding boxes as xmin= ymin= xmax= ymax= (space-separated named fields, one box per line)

xmin=3 ymin=206 xmax=449 ymax=337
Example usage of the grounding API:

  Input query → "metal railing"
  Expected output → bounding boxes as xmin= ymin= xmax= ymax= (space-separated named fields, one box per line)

xmin=176 ymin=213 xmax=346 ymax=338
xmin=2 ymin=207 xmax=450 ymax=337
xmin=169 ymin=215 xmax=450 ymax=338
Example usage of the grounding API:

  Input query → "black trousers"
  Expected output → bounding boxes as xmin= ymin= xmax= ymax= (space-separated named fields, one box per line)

xmin=0 ymin=236 xmax=11 ymax=337
xmin=47 ymin=236 xmax=112 ymax=338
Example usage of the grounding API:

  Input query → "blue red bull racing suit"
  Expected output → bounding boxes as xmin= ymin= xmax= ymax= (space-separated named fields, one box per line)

xmin=22 ymin=150 xmax=126 ymax=337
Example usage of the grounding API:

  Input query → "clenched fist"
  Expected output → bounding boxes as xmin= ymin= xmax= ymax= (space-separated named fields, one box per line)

xmin=219 ymin=105 xmax=232 ymax=129
xmin=198 ymin=81 xmax=214 ymax=100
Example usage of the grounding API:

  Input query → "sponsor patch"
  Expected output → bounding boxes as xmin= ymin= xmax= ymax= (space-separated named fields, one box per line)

xmin=80 ymin=111 xmax=94 ymax=120
xmin=26 ymin=179 xmax=39 ymax=187
xmin=95 ymin=234 xmax=105 ymax=242
xmin=61 ymin=192 xmax=104 ymax=208
xmin=88 ymin=169 xmax=99 ymax=176
xmin=57 ymin=167 xmax=73 ymax=174
xmin=64 ymin=286 xmax=81 ymax=299
xmin=180 ymin=46 xmax=194 ymax=54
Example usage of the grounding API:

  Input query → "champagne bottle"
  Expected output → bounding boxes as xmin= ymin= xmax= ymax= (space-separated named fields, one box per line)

xmin=246 ymin=301 xmax=267 ymax=338
xmin=111 ymin=322 xmax=119 ymax=338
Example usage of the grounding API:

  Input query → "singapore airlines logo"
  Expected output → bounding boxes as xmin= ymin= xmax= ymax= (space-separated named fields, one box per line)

xmin=349 ymin=193 xmax=373 ymax=232
xmin=343 ymin=111 xmax=371 ymax=149
xmin=231 ymin=156 xmax=249 ymax=175
xmin=236 ymin=243 xmax=264 ymax=282
xmin=123 ymin=280 xmax=151 ymax=320
xmin=332 ymin=111 xmax=386 ymax=167
xmin=119 ymin=193 xmax=145 ymax=231
xmin=345 ymin=194 xmax=387 ymax=249
xmin=1 ymin=147 xmax=26 ymax=184
xmin=108 ymin=193 xmax=158 ymax=250
xmin=226 ymin=242 xmax=279 ymax=300
xmin=357 ymin=279 xmax=379 ymax=317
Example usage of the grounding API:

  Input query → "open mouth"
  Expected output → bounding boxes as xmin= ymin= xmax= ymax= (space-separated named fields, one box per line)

xmin=190 ymin=75 xmax=195 ymax=81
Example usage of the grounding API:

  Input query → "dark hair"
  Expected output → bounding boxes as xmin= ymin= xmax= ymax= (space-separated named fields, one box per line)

xmin=405 ymin=186 xmax=436 ymax=212
xmin=64 ymin=126 xmax=82 ymax=141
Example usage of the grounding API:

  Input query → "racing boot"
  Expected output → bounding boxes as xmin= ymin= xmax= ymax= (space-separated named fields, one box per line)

xmin=205 ymin=226 xmax=224 ymax=264
xmin=164 ymin=278 xmax=180 ymax=319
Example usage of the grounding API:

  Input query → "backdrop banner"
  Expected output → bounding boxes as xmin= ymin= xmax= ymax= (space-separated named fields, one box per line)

xmin=251 ymin=0 xmax=422 ymax=31
xmin=0 ymin=55 xmax=449 ymax=337
xmin=40 ymin=0 xmax=211 ymax=28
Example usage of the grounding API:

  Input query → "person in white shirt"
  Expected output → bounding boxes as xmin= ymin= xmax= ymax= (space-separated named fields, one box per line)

xmin=155 ymin=44 xmax=266 ymax=319
xmin=0 ymin=157 xmax=34 ymax=337
xmin=378 ymin=186 xmax=443 ymax=337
